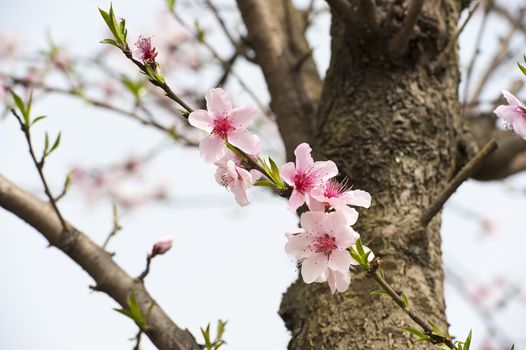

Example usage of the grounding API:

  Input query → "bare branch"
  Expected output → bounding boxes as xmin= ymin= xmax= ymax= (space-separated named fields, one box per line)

xmin=236 ymin=0 xmax=322 ymax=159
xmin=388 ymin=0 xmax=425 ymax=57
xmin=0 ymin=174 xmax=200 ymax=350
xmin=420 ymin=139 xmax=498 ymax=226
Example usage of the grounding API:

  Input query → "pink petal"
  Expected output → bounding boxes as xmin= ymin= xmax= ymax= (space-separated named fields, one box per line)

xmin=288 ymin=189 xmax=306 ymax=212
xmin=327 ymin=270 xmax=351 ymax=294
xmin=330 ymin=202 xmax=359 ymax=225
xmin=237 ymin=167 xmax=253 ymax=187
xmin=280 ymin=162 xmax=296 ymax=185
xmin=229 ymin=105 xmax=256 ymax=129
xmin=301 ymin=253 xmax=328 ymax=283
xmin=502 ymin=90 xmax=522 ymax=107
xmin=494 ymin=105 xmax=523 ymax=125
xmin=226 ymin=160 xmax=238 ymax=178
xmin=513 ymin=118 xmax=526 ymax=140
xmin=228 ymin=130 xmax=261 ymax=155
xmin=300 ymin=211 xmax=327 ymax=234
xmin=205 ymin=88 xmax=232 ymax=116
xmin=294 ymin=143 xmax=314 ymax=173
xmin=188 ymin=109 xmax=214 ymax=132
xmin=285 ymin=231 xmax=312 ymax=259
xmin=200 ymin=134 xmax=226 ymax=163
xmin=328 ymin=249 xmax=352 ymax=272
xmin=307 ymin=194 xmax=326 ymax=212
xmin=312 ymin=160 xmax=338 ymax=182
xmin=230 ymin=179 xmax=249 ymax=206
xmin=310 ymin=186 xmax=328 ymax=202
xmin=342 ymin=189 xmax=371 ymax=208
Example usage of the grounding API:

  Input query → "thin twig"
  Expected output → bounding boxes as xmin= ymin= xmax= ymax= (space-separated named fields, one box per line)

xmin=11 ymin=109 xmax=68 ymax=231
xmin=420 ymin=138 xmax=498 ymax=226
xmin=138 ymin=254 xmax=153 ymax=282
xmin=203 ymin=0 xmax=238 ymax=48
xmin=102 ymin=203 xmax=122 ymax=250
xmin=367 ymin=260 xmax=457 ymax=348
xmin=388 ymin=0 xmax=425 ymax=57
xmin=434 ymin=1 xmax=480 ymax=68
xmin=133 ymin=329 xmax=143 ymax=350
xmin=461 ymin=2 xmax=491 ymax=116
xmin=170 ymin=12 xmax=269 ymax=116
xmin=469 ymin=7 xmax=524 ymax=105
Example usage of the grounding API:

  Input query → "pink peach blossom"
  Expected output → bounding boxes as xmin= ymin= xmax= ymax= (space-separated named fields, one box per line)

xmin=494 ymin=90 xmax=526 ymax=140
xmin=280 ymin=143 xmax=338 ymax=212
xmin=134 ymin=36 xmax=158 ymax=64
xmin=285 ymin=211 xmax=359 ymax=292
xmin=189 ymin=88 xmax=261 ymax=163
xmin=152 ymin=236 xmax=174 ymax=256
xmin=214 ymin=151 xmax=256 ymax=206
xmin=309 ymin=179 xmax=371 ymax=224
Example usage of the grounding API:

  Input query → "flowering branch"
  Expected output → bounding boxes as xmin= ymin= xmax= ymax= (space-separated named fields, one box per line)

xmin=420 ymin=138 xmax=498 ymax=226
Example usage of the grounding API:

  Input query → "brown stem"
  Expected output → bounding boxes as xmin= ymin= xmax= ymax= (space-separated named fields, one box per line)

xmin=420 ymin=138 xmax=498 ymax=226
xmin=0 ymin=174 xmax=200 ymax=350
xmin=138 ymin=254 xmax=154 ymax=282
xmin=11 ymin=109 xmax=68 ymax=231
xmin=367 ymin=263 xmax=456 ymax=348
xmin=388 ymin=0 xmax=425 ymax=57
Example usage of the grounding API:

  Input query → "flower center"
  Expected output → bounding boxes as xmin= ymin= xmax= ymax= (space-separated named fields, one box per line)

xmin=218 ymin=172 xmax=234 ymax=187
xmin=294 ymin=171 xmax=316 ymax=193
xmin=324 ymin=179 xmax=347 ymax=198
xmin=314 ymin=234 xmax=337 ymax=255
xmin=212 ymin=115 xmax=234 ymax=139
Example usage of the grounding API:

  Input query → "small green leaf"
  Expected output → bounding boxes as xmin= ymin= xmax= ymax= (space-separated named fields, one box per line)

xmin=113 ymin=292 xmax=146 ymax=329
xmin=166 ymin=0 xmax=176 ymax=12
xmin=400 ymin=294 xmax=409 ymax=309
xmin=31 ymin=115 xmax=47 ymax=126
xmin=11 ymin=91 xmax=28 ymax=124
xmin=214 ymin=319 xmax=227 ymax=344
xmin=463 ymin=330 xmax=472 ymax=350
xmin=47 ymin=132 xmax=61 ymax=156
xmin=510 ymin=345 xmax=515 ymax=350
xmin=254 ymin=180 xmax=276 ymax=188
xmin=429 ymin=321 xmax=446 ymax=338
xmin=518 ymin=62 xmax=526 ymax=77
xmin=44 ymin=132 xmax=50 ymax=155
xmin=400 ymin=326 xmax=429 ymax=341
xmin=369 ymin=288 xmax=389 ymax=296
xmin=100 ymin=38 xmax=119 ymax=48
xmin=356 ymin=239 xmax=365 ymax=256
xmin=194 ymin=20 xmax=205 ymax=43
xmin=64 ymin=173 xmax=72 ymax=191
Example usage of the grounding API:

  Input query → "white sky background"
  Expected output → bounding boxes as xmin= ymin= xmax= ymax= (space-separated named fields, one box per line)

xmin=0 ymin=1 xmax=525 ymax=349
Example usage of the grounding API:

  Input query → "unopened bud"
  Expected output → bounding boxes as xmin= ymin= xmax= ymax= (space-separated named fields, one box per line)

xmin=151 ymin=236 xmax=174 ymax=256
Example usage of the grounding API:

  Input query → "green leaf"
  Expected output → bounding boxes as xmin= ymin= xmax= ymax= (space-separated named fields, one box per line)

xmin=113 ymin=292 xmax=147 ymax=329
xmin=200 ymin=323 xmax=212 ymax=349
xmin=400 ymin=326 xmax=430 ymax=341
xmin=121 ymin=75 xmax=145 ymax=101
xmin=45 ymin=132 xmax=61 ymax=156
xmin=194 ymin=20 xmax=205 ymax=43
xmin=44 ymin=132 xmax=50 ymax=155
xmin=31 ymin=115 xmax=47 ymax=126
xmin=11 ymin=91 xmax=28 ymax=124
xmin=64 ymin=173 xmax=72 ymax=192
xmin=369 ymin=288 xmax=389 ymax=296
xmin=429 ymin=321 xmax=447 ymax=338
xmin=100 ymin=38 xmax=119 ymax=48
xmin=463 ymin=330 xmax=472 ymax=350
xmin=400 ymin=294 xmax=409 ymax=309
xmin=254 ymin=180 xmax=276 ymax=188
xmin=356 ymin=239 xmax=365 ymax=256
xmin=214 ymin=320 xmax=227 ymax=344
xmin=510 ymin=345 xmax=515 ymax=350
xmin=518 ymin=62 xmax=526 ymax=77
xmin=166 ymin=0 xmax=176 ymax=12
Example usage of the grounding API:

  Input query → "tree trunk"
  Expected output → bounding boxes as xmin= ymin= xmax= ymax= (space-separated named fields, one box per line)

xmin=279 ymin=1 xmax=466 ymax=348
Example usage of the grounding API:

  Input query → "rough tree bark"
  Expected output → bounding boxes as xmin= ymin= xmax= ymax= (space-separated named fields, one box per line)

xmin=276 ymin=1 xmax=467 ymax=349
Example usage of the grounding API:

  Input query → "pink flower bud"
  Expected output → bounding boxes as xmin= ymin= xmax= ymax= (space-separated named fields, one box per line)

xmin=151 ymin=236 xmax=174 ymax=256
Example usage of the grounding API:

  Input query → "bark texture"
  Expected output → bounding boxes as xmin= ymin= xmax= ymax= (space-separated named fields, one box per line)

xmin=279 ymin=1 xmax=465 ymax=349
